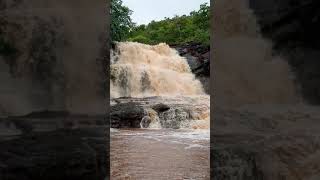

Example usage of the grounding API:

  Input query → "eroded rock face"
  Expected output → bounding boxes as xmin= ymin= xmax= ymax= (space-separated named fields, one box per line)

xmin=151 ymin=103 xmax=170 ymax=113
xmin=172 ymin=43 xmax=210 ymax=94
xmin=111 ymin=96 xmax=210 ymax=129
xmin=111 ymin=102 xmax=145 ymax=128
xmin=175 ymin=43 xmax=210 ymax=77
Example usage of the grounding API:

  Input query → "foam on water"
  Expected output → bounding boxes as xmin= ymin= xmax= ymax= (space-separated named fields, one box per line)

xmin=111 ymin=129 xmax=209 ymax=149
xmin=110 ymin=42 xmax=210 ymax=129
xmin=111 ymin=42 xmax=206 ymax=98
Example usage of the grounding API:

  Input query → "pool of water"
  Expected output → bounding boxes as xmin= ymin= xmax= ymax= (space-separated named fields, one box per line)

xmin=111 ymin=128 xmax=210 ymax=180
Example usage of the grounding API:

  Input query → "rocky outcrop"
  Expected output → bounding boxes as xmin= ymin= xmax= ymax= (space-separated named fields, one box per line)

xmin=151 ymin=103 xmax=170 ymax=113
xmin=172 ymin=43 xmax=210 ymax=93
xmin=173 ymin=43 xmax=210 ymax=76
xmin=111 ymin=102 xmax=145 ymax=128
xmin=111 ymin=96 xmax=209 ymax=129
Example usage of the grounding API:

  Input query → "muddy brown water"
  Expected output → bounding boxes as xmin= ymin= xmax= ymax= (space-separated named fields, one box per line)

xmin=111 ymin=128 xmax=210 ymax=180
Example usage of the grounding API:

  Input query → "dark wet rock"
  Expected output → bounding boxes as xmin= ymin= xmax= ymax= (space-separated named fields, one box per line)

xmin=111 ymin=102 xmax=145 ymax=128
xmin=171 ymin=43 xmax=210 ymax=93
xmin=140 ymin=116 xmax=151 ymax=128
xmin=193 ymin=60 xmax=210 ymax=76
xmin=159 ymin=108 xmax=191 ymax=129
xmin=172 ymin=42 xmax=210 ymax=77
xmin=151 ymin=103 xmax=170 ymax=113
xmin=111 ymin=96 xmax=209 ymax=129
xmin=197 ymin=76 xmax=210 ymax=94
xmin=183 ymin=54 xmax=202 ymax=71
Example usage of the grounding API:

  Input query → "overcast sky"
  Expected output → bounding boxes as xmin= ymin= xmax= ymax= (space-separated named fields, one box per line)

xmin=122 ymin=0 xmax=210 ymax=25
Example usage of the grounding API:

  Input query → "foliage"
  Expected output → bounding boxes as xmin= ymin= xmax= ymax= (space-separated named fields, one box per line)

xmin=111 ymin=0 xmax=135 ymax=42
xmin=127 ymin=3 xmax=210 ymax=46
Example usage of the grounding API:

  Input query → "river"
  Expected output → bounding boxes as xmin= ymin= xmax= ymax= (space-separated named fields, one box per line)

xmin=111 ymin=128 xmax=210 ymax=179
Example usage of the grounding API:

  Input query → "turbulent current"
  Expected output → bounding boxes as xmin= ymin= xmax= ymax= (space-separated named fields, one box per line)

xmin=111 ymin=42 xmax=205 ymax=98
xmin=110 ymin=42 xmax=210 ymax=130
xmin=110 ymin=42 xmax=210 ymax=179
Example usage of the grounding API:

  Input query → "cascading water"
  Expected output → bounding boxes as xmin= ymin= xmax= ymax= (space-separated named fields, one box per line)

xmin=110 ymin=42 xmax=210 ymax=129
xmin=111 ymin=42 xmax=205 ymax=98
xmin=110 ymin=42 xmax=210 ymax=179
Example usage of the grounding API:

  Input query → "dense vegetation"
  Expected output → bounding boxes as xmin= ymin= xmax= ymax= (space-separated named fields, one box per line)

xmin=110 ymin=0 xmax=210 ymax=46
xmin=128 ymin=3 xmax=210 ymax=45
xmin=110 ymin=0 xmax=135 ymax=42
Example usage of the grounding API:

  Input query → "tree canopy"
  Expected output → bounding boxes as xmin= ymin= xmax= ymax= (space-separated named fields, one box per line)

xmin=127 ymin=3 xmax=210 ymax=46
xmin=110 ymin=0 xmax=135 ymax=42
xmin=110 ymin=1 xmax=210 ymax=46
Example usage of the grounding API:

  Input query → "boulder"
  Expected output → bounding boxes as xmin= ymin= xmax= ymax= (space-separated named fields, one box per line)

xmin=151 ymin=103 xmax=170 ymax=113
xmin=172 ymin=42 xmax=210 ymax=75
xmin=140 ymin=116 xmax=152 ymax=128
xmin=111 ymin=102 xmax=145 ymax=128
xmin=170 ymin=43 xmax=210 ymax=94
xmin=111 ymin=96 xmax=210 ymax=129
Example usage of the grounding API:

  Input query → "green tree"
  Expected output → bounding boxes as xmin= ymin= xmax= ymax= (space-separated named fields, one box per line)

xmin=128 ymin=35 xmax=152 ymax=44
xmin=111 ymin=0 xmax=135 ymax=42
xmin=127 ymin=3 xmax=210 ymax=46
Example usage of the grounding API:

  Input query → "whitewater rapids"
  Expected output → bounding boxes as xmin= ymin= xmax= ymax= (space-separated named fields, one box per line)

xmin=110 ymin=42 xmax=206 ymax=98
